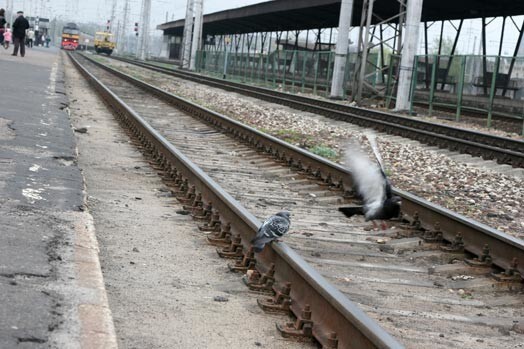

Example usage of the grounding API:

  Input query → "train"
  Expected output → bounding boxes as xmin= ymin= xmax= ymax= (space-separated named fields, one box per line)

xmin=61 ymin=22 xmax=80 ymax=50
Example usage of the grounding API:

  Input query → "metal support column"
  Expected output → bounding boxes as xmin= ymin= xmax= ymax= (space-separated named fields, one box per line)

xmin=181 ymin=0 xmax=194 ymax=69
xmin=440 ymin=19 xmax=463 ymax=90
xmin=395 ymin=0 xmax=424 ymax=111
xmin=189 ymin=0 xmax=203 ymax=71
xmin=356 ymin=0 xmax=375 ymax=102
xmin=138 ymin=0 xmax=152 ymax=60
xmin=503 ymin=18 xmax=524 ymax=96
xmin=330 ymin=0 xmax=354 ymax=99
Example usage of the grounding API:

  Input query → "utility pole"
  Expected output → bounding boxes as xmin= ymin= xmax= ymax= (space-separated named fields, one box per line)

xmin=395 ymin=0 xmax=424 ymax=111
xmin=120 ymin=0 xmax=130 ymax=54
xmin=189 ymin=0 xmax=203 ymax=71
xmin=110 ymin=0 xmax=117 ymax=33
xmin=138 ymin=0 xmax=151 ymax=60
xmin=330 ymin=0 xmax=355 ymax=99
xmin=181 ymin=0 xmax=194 ymax=69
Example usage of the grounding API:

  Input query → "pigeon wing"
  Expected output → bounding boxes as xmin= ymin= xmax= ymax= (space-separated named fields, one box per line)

xmin=344 ymin=144 xmax=387 ymax=219
xmin=366 ymin=133 xmax=396 ymax=200
xmin=366 ymin=133 xmax=385 ymax=173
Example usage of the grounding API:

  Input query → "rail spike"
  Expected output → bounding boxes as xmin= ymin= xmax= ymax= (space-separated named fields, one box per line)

xmin=242 ymin=263 xmax=276 ymax=294
xmin=257 ymin=282 xmax=292 ymax=314
xmin=206 ymin=222 xmax=232 ymax=245
xmin=216 ymin=234 xmax=244 ymax=259
xmin=276 ymin=304 xmax=314 ymax=342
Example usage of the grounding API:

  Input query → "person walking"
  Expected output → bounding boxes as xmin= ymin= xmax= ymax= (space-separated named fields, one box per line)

xmin=3 ymin=24 xmax=11 ymax=49
xmin=11 ymin=11 xmax=29 ymax=57
xmin=0 ymin=8 xmax=6 ymax=46
xmin=26 ymin=28 xmax=34 ymax=48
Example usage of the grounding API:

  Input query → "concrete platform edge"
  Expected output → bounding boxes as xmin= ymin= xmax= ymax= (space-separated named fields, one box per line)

xmin=58 ymin=55 xmax=118 ymax=349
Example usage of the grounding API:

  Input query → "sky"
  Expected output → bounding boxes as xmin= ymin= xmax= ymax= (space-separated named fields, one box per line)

xmin=0 ymin=0 xmax=266 ymax=30
xmin=1 ymin=0 xmax=522 ymax=55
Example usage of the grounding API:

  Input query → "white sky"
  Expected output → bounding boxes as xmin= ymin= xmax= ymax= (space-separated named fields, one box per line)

xmin=1 ymin=1 xmax=522 ymax=55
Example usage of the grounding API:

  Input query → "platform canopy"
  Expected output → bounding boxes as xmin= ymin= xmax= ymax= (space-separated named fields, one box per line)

xmin=157 ymin=0 xmax=524 ymax=36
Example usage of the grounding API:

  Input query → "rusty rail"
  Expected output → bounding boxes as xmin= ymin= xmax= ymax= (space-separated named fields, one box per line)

xmin=111 ymin=55 xmax=524 ymax=168
xmin=70 ymin=52 xmax=405 ymax=349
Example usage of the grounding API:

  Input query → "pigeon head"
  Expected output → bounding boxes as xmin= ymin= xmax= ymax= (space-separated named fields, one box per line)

xmin=276 ymin=211 xmax=291 ymax=220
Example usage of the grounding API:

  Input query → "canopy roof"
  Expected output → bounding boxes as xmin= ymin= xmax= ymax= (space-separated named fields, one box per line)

xmin=157 ymin=0 xmax=524 ymax=36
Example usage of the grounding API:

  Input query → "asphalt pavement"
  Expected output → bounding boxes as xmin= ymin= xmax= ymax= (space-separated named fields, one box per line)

xmin=0 ymin=46 xmax=114 ymax=348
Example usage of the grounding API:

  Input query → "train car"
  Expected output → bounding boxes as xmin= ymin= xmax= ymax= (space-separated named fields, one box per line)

xmin=61 ymin=22 xmax=80 ymax=50
xmin=78 ymin=32 xmax=95 ymax=51
xmin=94 ymin=32 xmax=116 ymax=55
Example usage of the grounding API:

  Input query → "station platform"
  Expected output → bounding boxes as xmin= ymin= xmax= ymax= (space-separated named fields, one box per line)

xmin=0 ymin=47 xmax=116 ymax=347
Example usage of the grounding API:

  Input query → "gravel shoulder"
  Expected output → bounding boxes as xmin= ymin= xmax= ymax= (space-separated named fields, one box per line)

xmin=100 ymin=58 xmax=524 ymax=239
xmin=65 ymin=54 xmax=315 ymax=348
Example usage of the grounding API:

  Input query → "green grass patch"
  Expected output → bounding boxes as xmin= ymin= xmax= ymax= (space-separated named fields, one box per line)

xmin=308 ymin=145 xmax=338 ymax=160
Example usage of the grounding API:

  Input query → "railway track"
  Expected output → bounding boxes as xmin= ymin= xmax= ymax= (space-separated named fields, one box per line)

xmin=109 ymin=55 xmax=524 ymax=169
xmin=70 ymin=52 xmax=524 ymax=349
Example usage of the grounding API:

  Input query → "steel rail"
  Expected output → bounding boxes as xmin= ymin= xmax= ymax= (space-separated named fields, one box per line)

xmin=111 ymin=56 xmax=524 ymax=168
xmin=70 ymin=52 xmax=405 ymax=349
xmin=81 ymin=52 xmax=524 ymax=279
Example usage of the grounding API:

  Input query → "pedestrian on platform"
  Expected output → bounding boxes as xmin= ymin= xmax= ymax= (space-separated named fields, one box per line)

xmin=11 ymin=11 xmax=29 ymax=57
xmin=26 ymin=28 xmax=34 ymax=48
xmin=0 ymin=9 xmax=6 ymax=45
xmin=3 ymin=24 xmax=11 ymax=49
xmin=45 ymin=35 xmax=50 ymax=48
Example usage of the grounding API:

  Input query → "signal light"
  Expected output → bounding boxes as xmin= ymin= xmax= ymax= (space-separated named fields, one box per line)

xmin=134 ymin=22 xmax=139 ymax=37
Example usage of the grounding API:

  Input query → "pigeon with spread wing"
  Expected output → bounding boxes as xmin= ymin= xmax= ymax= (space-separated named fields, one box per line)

xmin=339 ymin=134 xmax=401 ymax=228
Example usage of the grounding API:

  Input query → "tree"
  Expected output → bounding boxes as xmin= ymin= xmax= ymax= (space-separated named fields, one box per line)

xmin=430 ymin=36 xmax=459 ymax=56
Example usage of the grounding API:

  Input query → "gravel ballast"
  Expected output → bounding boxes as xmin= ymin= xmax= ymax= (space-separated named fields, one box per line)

xmin=101 ymin=59 xmax=524 ymax=240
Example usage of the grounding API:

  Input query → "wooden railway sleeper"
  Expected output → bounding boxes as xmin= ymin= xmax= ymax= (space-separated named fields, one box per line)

xmin=242 ymin=263 xmax=276 ymax=294
xmin=276 ymin=304 xmax=314 ymax=342
xmin=216 ymin=234 xmax=244 ymax=259
xmin=206 ymin=222 xmax=232 ymax=245
xmin=228 ymin=247 xmax=257 ymax=273
xmin=257 ymin=282 xmax=292 ymax=314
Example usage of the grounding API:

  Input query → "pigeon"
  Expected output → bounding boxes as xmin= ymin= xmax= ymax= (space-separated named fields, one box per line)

xmin=251 ymin=211 xmax=291 ymax=252
xmin=339 ymin=134 xmax=401 ymax=226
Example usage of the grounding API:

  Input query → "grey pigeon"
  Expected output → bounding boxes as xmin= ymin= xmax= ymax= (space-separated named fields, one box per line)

xmin=251 ymin=212 xmax=291 ymax=252
xmin=339 ymin=134 xmax=401 ymax=224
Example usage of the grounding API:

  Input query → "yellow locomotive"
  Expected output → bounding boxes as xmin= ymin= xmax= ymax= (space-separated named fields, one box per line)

xmin=94 ymin=32 xmax=115 ymax=55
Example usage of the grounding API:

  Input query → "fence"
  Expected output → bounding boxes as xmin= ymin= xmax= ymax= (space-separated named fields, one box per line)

xmin=196 ymin=50 xmax=524 ymax=134
xmin=404 ymin=55 xmax=524 ymax=133
xmin=196 ymin=50 xmax=337 ymax=95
